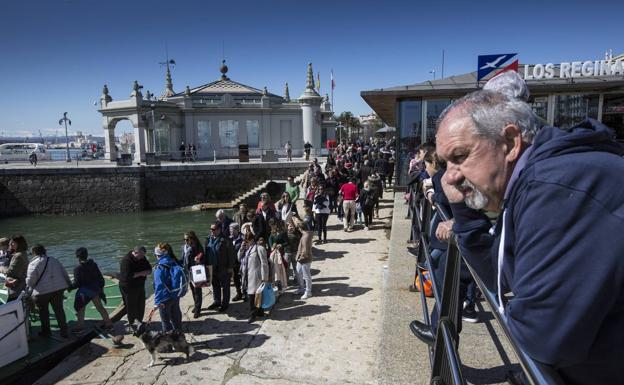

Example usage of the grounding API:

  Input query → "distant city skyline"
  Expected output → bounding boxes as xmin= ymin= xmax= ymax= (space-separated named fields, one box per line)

xmin=1 ymin=0 xmax=622 ymax=136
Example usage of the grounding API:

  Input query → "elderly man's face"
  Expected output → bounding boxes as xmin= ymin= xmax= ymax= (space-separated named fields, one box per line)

xmin=436 ymin=114 xmax=514 ymax=213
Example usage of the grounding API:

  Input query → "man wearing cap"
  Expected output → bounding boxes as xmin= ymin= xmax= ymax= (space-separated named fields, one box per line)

xmin=118 ymin=246 xmax=152 ymax=327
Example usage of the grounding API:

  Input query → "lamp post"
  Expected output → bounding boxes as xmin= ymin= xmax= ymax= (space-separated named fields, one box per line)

xmin=58 ymin=112 xmax=72 ymax=162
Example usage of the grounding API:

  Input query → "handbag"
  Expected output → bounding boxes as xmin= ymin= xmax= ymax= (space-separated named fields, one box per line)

xmin=414 ymin=269 xmax=434 ymax=298
xmin=255 ymin=283 xmax=265 ymax=308
xmin=261 ymin=283 xmax=276 ymax=309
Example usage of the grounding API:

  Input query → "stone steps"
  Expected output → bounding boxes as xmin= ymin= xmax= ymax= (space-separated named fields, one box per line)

xmin=190 ymin=169 xmax=308 ymax=211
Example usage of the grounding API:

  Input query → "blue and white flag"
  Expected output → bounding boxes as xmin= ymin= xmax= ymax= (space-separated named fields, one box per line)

xmin=477 ymin=53 xmax=518 ymax=81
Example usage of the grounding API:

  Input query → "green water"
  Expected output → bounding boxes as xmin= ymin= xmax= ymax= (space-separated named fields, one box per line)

xmin=0 ymin=208 xmax=227 ymax=275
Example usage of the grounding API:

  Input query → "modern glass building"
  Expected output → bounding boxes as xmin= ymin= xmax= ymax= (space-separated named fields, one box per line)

xmin=361 ymin=55 xmax=624 ymax=185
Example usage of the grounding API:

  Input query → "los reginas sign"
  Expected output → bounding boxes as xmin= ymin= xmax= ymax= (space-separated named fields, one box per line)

xmin=524 ymin=58 xmax=624 ymax=80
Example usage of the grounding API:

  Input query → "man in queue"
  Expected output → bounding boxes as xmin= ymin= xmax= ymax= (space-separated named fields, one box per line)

xmin=413 ymin=71 xmax=624 ymax=385
xmin=119 ymin=246 xmax=152 ymax=328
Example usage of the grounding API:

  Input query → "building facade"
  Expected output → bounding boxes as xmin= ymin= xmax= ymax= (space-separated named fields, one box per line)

xmin=99 ymin=62 xmax=334 ymax=162
xmin=361 ymin=54 xmax=624 ymax=185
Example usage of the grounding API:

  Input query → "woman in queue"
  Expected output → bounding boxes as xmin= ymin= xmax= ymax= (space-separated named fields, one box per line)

xmin=238 ymin=231 xmax=268 ymax=323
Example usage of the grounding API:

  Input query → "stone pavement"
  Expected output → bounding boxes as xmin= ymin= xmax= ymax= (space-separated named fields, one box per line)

xmin=35 ymin=191 xmax=519 ymax=385
xmin=36 ymin=193 xmax=393 ymax=385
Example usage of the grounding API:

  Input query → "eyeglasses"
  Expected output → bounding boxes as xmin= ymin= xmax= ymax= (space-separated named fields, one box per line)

xmin=184 ymin=238 xmax=190 ymax=241
xmin=210 ymin=228 xmax=217 ymax=231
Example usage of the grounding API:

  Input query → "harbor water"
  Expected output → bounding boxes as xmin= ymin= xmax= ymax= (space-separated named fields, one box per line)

xmin=0 ymin=208 xmax=227 ymax=281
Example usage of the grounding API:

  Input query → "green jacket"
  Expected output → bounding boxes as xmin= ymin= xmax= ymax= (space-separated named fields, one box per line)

xmin=285 ymin=183 xmax=300 ymax=203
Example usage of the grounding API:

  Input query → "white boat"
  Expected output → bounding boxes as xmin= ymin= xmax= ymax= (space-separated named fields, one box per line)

xmin=0 ymin=143 xmax=51 ymax=161
xmin=0 ymin=275 xmax=29 ymax=368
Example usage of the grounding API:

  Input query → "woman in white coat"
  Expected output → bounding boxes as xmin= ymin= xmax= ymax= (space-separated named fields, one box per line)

xmin=238 ymin=231 xmax=269 ymax=323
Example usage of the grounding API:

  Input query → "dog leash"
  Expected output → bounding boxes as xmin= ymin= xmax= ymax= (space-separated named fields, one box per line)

xmin=146 ymin=307 xmax=157 ymax=324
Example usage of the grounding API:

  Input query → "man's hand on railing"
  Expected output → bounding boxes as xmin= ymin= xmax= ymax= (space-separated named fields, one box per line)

xmin=435 ymin=219 xmax=454 ymax=241
xmin=441 ymin=171 xmax=465 ymax=204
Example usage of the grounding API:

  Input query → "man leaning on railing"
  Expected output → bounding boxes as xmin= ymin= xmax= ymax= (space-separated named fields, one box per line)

xmin=434 ymin=71 xmax=624 ymax=385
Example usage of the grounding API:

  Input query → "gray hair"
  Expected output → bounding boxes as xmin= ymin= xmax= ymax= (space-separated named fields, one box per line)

xmin=438 ymin=72 xmax=540 ymax=142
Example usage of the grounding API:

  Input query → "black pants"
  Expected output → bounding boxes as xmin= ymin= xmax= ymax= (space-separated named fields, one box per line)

xmin=189 ymin=281 xmax=202 ymax=314
xmin=328 ymin=195 xmax=337 ymax=213
xmin=212 ymin=272 xmax=231 ymax=307
xmin=363 ymin=207 xmax=373 ymax=227
xmin=315 ymin=213 xmax=329 ymax=241
xmin=387 ymin=173 xmax=393 ymax=187
xmin=233 ymin=261 xmax=243 ymax=296
xmin=120 ymin=285 xmax=146 ymax=325
xmin=36 ymin=289 xmax=67 ymax=335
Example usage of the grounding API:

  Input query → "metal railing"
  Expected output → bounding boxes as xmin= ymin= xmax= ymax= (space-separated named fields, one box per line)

xmin=408 ymin=186 xmax=565 ymax=385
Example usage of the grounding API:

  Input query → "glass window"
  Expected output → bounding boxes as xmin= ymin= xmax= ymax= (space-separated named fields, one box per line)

xmin=425 ymin=99 xmax=451 ymax=141
xmin=602 ymin=93 xmax=624 ymax=142
xmin=554 ymin=94 xmax=599 ymax=129
xmin=197 ymin=120 xmax=211 ymax=148
xmin=528 ymin=96 xmax=548 ymax=122
xmin=246 ymin=120 xmax=259 ymax=148
xmin=155 ymin=121 xmax=170 ymax=155
xmin=398 ymin=100 xmax=422 ymax=185
xmin=219 ymin=120 xmax=239 ymax=148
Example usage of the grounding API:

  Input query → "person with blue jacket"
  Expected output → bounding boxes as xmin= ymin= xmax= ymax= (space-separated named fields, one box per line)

xmin=427 ymin=71 xmax=624 ymax=385
xmin=153 ymin=243 xmax=182 ymax=332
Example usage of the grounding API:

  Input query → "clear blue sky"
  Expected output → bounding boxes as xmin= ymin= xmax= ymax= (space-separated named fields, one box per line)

xmin=1 ymin=0 xmax=622 ymax=137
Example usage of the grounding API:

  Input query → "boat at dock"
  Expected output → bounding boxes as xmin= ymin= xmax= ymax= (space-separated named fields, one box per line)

xmin=0 ymin=273 xmax=125 ymax=385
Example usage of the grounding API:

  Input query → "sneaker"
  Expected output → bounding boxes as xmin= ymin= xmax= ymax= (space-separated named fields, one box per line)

xmin=232 ymin=293 xmax=243 ymax=302
xmin=207 ymin=302 xmax=220 ymax=310
xmin=462 ymin=306 xmax=479 ymax=323
xmin=300 ymin=293 xmax=312 ymax=300
xmin=364 ymin=226 xmax=369 ymax=231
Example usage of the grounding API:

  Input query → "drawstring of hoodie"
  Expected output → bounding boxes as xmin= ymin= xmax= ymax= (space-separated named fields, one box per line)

xmin=497 ymin=210 xmax=507 ymax=315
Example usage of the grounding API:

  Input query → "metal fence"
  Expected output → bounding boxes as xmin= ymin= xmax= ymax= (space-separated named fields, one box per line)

xmin=407 ymin=184 xmax=565 ymax=385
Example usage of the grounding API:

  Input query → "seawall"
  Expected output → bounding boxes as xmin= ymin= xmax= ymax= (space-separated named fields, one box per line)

xmin=0 ymin=162 xmax=308 ymax=217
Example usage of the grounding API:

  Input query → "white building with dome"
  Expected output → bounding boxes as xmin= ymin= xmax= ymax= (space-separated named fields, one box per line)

xmin=98 ymin=61 xmax=335 ymax=162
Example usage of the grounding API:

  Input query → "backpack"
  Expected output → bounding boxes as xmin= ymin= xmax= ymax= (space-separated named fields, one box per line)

xmin=159 ymin=264 xmax=189 ymax=298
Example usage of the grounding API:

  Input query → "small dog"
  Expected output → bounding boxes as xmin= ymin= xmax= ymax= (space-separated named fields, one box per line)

xmin=132 ymin=321 xmax=194 ymax=368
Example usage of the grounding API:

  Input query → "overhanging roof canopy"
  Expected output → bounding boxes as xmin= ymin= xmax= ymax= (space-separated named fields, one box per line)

xmin=361 ymin=66 xmax=624 ymax=127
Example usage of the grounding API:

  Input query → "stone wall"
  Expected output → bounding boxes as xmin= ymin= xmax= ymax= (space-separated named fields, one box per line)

xmin=0 ymin=162 xmax=307 ymax=217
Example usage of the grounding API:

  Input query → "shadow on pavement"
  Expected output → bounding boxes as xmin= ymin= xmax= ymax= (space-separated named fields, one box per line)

xmin=328 ymin=238 xmax=374 ymax=244
xmin=312 ymin=250 xmax=345 ymax=261
xmin=312 ymin=282 xmax=372 ymax=298
xmin=190 ymin=333 xmax=271 ymax=357
xmin=311 ymin=276 xmax=349 ymax=282
xmin=186 ymin=318 xmax=260 ymax=336
xmin=269 ymin=304 xmax=331 ymax=321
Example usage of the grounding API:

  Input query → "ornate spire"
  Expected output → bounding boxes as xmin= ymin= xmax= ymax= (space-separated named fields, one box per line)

xmin=299 ymin=63 xmax=321 ymax=100
xmin=220 ymin=60 xmax=229 ymax=80
xmin=306 ymin=62 xmax=315 ymax=90
xmin=284 ymin=82 xmax=290 ymax=102
xmin=161 ymin=61 xmax=175 ymax=98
